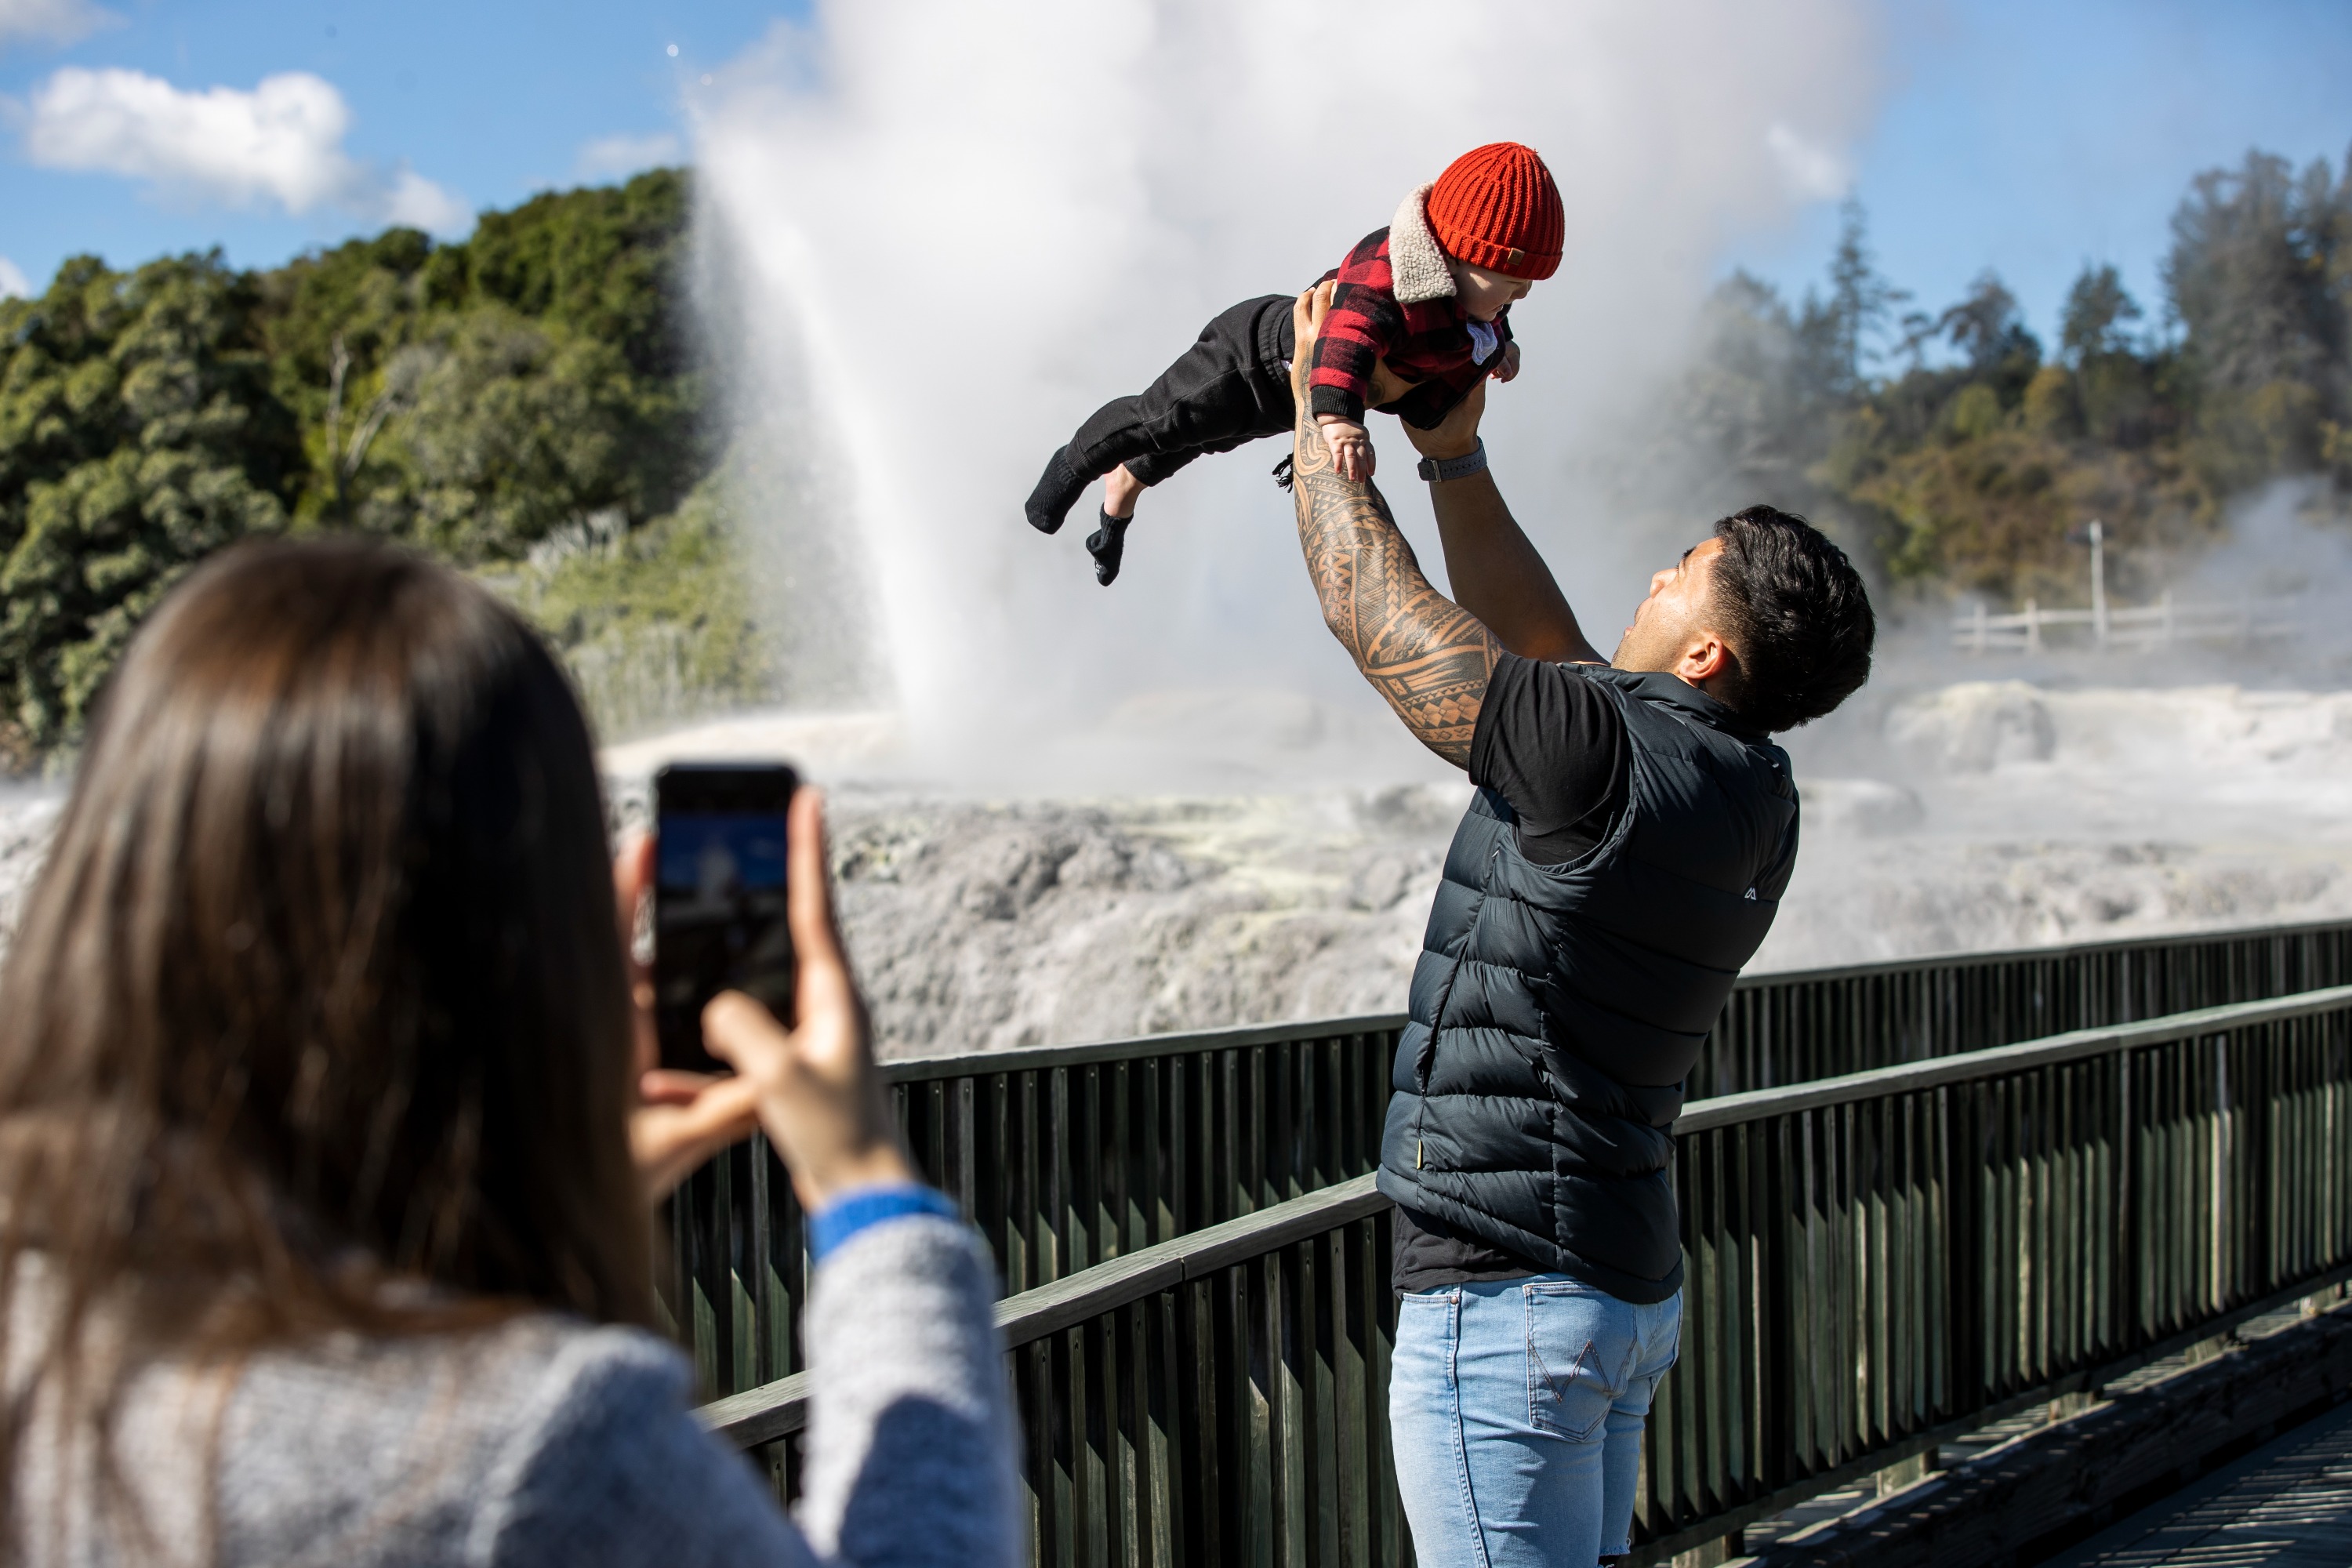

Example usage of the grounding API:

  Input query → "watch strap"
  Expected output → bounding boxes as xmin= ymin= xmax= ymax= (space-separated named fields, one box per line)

xmin=1414 ymin=439 xmax=1488 ymax=484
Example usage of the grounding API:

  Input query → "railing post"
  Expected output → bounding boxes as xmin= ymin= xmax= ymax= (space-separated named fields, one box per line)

xmin=2024 ymin=597 xmax=2042 ymax=655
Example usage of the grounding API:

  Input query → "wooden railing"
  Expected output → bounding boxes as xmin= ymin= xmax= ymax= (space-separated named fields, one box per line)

xmin=702 ymin=984 xmax=2352 ymax=1566
xmin=660 ymin=919 xmax=2352 ymax=1400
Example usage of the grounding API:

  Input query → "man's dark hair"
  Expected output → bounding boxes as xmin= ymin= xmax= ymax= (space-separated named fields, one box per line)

xmin=1706 ymin=505 xmax=1875 ymax=733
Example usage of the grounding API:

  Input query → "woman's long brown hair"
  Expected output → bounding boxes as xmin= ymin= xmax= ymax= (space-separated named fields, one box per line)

xmin=0 ymin=539 xmax=649 ymax=1537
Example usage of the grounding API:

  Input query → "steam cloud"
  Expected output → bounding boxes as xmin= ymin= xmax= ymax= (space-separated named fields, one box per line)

xmin=691 ymin=2 xmax=1883 ymax=792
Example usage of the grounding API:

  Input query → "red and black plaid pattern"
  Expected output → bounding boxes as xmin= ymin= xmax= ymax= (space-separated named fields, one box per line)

xmin=1308 ymin=227 xmax=1514 ymax=429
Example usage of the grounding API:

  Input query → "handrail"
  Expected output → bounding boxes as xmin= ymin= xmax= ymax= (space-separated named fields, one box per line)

xmin=871 ymin=915 xmax=2352 ymax=1085
xmin=697 ymin=1172 xmax=1387 ymax=1449
xmin=1673 ymin=982 xmax=2352 ymax=1132
xmin=1732 ymin=912 xmax=2352 ymax=989
xmin=880 ymin=1011 xmax=1403 ymax=1083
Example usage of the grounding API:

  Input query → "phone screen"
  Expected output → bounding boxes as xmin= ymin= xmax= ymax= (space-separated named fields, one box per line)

xmin=653 ymin=763 xmax=799 ymax=1073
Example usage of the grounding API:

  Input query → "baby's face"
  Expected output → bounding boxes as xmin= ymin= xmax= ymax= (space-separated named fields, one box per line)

xmin=1450 ymin=263 xmax=1533 ymax=322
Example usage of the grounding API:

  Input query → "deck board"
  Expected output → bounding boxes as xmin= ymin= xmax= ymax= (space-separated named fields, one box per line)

xmin=2047 ymin=1397 xmax=2352 ymax=1567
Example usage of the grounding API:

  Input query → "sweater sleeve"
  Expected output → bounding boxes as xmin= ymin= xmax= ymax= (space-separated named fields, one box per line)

xmin=793 ymin=1216 xmax=1022 ymax=1568
xmin=1308 ymin=234 xmax=1406 ymax=423
xmin=479 ymin=1217 xmax=1017 ymax=1568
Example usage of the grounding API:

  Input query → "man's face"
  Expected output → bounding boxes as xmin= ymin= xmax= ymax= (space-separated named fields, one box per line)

xmin=1450 ymin=263 xmax=1531 ymax=323
xmin=1613 ymin=535 xmax=1725 ymax=671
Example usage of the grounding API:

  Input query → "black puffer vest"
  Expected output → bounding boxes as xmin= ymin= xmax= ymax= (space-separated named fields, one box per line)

xmin=1377 ymin=667 xmax=1800 ymax=1302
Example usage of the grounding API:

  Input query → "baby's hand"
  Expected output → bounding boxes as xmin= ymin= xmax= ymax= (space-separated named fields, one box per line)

xmin=1492 ymin=342 xmax=1522 ymax=383
xmin=1317 ymin=416 xmax=1374 ymax=482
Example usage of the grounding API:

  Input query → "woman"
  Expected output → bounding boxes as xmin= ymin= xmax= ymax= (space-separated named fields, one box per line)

xmin=0 ymin=540 xmax=1018 ymax=1566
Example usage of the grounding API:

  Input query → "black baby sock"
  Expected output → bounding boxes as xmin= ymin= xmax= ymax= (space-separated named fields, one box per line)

xmin=1025 ymin=445 xmax=1089 ymax=535
xmin=1085 ymin=510 xmax=1131 ymax=586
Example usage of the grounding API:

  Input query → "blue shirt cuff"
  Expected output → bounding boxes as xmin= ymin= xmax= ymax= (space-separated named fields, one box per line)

xmin=810 ymin=1183 xmax=961 ymax=1263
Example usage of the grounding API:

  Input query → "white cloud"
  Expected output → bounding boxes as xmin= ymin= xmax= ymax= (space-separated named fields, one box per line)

xmin=1766 ymin=122 xmax=1849 ymax=202
xmin=0 ymin=255 xmax=30 ymax=298
xmin=19 ymin=67 xmax=467 ymax=232
xmin=383 ymin=168 xmax=470 ymax=231
xmin=0 ymin=0 xmax=116 ymax=51
xmin=575 ymin=130 xmax=684 ymax=181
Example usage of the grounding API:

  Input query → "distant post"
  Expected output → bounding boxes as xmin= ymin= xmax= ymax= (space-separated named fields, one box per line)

xmin=2089 ymin=520 xmax=2108 ymax=649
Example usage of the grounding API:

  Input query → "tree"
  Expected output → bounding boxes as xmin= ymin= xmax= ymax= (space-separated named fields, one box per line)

xmin=2165 ymin=147 xmax=2350 ymax=485
xmin=2059 ymin=264 xmax=2157 ymax=447
xmin=2059 ymin=263 xmax=2143 ymax=366
xmin=1817 ymin=198 xmax=1911 ymax=394
xmin=1936 ymin=272 xmax=2039 ymax=381
xmin=261 ymin=169 xmax=706 ymax=549
xmin=0 ymin=254 xmax=297 ymax=757
xmin=0 ymin=167 xmax=715 ymax=758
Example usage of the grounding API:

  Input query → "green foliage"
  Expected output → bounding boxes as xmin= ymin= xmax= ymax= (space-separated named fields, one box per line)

xmin=0 ymin=252 xmax=298 ymax=760
xmin=477 ymin=476 xmax=775 ymax=742
xmin=1666 ymin=145 xmax=2352 ymax=604
xmin=260 ymin=168 xmax=705 ymax=550
xmin=0 ymin=169 xmax=715 ymax=761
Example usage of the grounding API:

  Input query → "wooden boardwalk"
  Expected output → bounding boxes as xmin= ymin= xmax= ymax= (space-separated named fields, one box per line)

xmin=2049 ymin=1398 xmax=2352 ymax=1567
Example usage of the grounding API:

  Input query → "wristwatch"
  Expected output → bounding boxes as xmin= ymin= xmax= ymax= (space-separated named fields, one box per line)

xmin=1415 ymin=439 xmax=1488 ymax=484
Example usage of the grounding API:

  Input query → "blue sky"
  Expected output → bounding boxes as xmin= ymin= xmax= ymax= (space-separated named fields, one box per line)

xmin=0 ymin=0 xmax=799 ymax=291
xmin=1740 ymin=0 xmax=2352 ymax=351
xmin=2 ymin=0 xmax=2348 ymax=354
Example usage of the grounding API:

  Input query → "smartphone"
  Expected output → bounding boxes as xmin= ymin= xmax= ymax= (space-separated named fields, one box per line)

xmin=653 ymin=761 xmax=800 ymax=1073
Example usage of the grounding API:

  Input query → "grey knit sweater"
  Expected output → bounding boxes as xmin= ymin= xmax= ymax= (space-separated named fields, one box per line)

xmin=12 ymin=1217 xmax=1021 ymax=1567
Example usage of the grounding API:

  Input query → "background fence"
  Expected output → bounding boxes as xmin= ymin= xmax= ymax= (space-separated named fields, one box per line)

xmin=701 ymin=983 xmax=2352 ymax=1565
xmin=663 ymin=918 xmax=2352 ymax=1399
xmin=1950 ymin=591 xmax=2299 ymax=655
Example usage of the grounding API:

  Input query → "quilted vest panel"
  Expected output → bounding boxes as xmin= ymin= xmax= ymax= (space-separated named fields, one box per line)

xmin=1377 ymin=667 xmax=1799 ymax=1302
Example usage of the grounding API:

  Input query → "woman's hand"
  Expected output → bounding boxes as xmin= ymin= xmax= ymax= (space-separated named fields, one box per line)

xmin=615 ymin=833 xmax=762 ymax=1201
xmin=702 ymin=788 xmax=915 ymax=1210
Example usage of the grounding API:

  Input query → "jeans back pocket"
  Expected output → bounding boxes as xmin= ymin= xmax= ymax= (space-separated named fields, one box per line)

xmin=1524 ymin=1284 xmax=1638 ymax=1441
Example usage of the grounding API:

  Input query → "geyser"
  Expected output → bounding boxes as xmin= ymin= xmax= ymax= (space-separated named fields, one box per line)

xmin=691 ymin=0 xmax=1880 ymax=787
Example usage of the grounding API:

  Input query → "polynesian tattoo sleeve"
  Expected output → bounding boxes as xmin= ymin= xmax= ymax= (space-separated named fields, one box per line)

xmin=1288 ymin=356 xmax=1500 ymax=766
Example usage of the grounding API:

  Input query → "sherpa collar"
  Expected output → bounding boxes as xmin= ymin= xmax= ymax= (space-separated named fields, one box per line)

xmin=1389 ymin=183 xmax=1454 ymax=305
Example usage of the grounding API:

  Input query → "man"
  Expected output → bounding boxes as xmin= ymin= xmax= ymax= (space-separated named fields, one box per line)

xmin=1283 ymin=285 xmax=1875 ymax=1567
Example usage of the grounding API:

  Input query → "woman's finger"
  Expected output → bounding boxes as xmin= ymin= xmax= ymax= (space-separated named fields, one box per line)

xmin=702 ymin=989 xmax=789 ymax=1078
xmin=640 ymin=1067 xmax=725 ymax=1106
xmin=613 ymin=831 xmax=653 ymax=957
xmin=630 ymin=1074 xmax=762 ymax=1200
xmin=784 ymin=786 xmax=858 ymax=1027
xmin=615 ymin=831 xmax=659 ymax=1078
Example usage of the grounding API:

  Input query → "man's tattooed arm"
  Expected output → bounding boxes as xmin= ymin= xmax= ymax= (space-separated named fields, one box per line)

xmin=1288 ymin=296 xmax=1500 ymax=768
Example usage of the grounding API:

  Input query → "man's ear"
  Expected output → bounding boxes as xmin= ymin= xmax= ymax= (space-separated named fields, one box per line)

xmin=1678 ymin=633 xmax=1736 ymax=689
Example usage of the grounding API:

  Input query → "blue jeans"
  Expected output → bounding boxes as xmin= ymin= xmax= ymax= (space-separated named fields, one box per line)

xmin=1390 ymin=1276 xmax=1682 ymax=1567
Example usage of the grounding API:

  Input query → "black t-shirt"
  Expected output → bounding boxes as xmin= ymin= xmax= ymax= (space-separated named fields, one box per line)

xmin=1391 ymin=653 xmax=1631 ymax=1293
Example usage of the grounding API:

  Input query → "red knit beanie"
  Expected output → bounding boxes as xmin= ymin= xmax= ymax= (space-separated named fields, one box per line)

xmin=1425 ymin=143 xmax=1564 ymax=281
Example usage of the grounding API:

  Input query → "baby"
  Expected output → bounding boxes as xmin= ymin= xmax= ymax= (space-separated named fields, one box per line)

xmin=1025 ymin=142 xmax=1563 ymax=585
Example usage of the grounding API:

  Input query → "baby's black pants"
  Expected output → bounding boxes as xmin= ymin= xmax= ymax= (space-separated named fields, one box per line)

xmin=1065 ymin=293 xmax=1299 ymax=488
